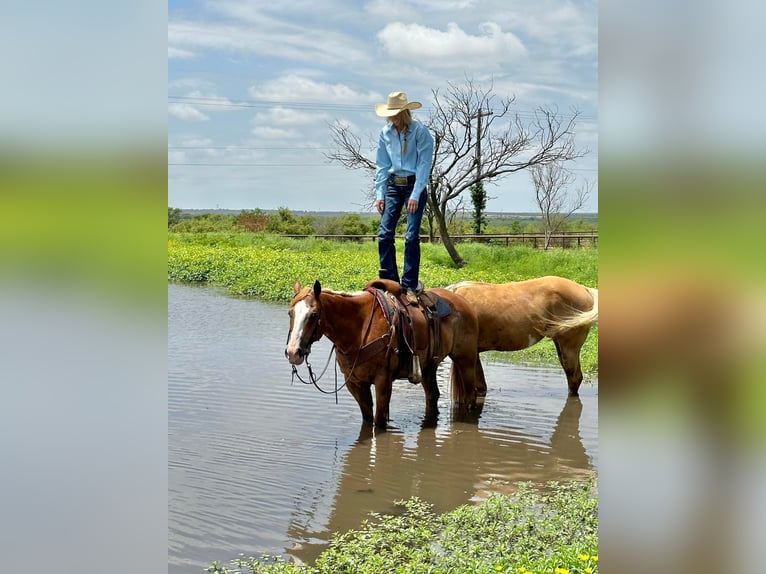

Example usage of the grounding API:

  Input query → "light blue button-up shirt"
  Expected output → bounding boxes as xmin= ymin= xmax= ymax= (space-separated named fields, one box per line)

xmin=374 ymin=119 xmax=434 ymax=202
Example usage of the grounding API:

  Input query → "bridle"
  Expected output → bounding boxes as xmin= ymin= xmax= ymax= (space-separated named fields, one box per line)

xmin=285 ymin=288 xmax=392 ymax=402
xmin=284 ymin=289 xmax=342 ymax=399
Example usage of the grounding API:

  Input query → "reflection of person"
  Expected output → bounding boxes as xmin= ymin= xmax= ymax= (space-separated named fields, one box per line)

xmin=374 ymin=92 xmax=434 ymax=305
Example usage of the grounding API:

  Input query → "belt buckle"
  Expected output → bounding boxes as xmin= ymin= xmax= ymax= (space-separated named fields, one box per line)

xmin=393 ymin=176 xmax=409 ymax=186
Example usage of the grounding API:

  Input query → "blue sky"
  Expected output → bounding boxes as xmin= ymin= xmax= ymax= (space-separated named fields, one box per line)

xmin=168 ymin=0 xmax=598 ymax=213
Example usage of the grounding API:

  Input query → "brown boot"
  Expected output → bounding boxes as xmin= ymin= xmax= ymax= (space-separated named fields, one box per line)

xmin=405 ymin=289 xmax=418 ymax=306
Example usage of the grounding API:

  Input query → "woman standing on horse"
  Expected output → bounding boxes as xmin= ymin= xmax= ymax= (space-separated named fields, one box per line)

xmin=374 ymin=91 xmax=434 ymax=306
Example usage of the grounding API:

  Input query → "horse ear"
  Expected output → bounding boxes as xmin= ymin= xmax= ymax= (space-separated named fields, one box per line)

xmin=313 ymin=280 xmax=321 ymax=298
xmin=293 ymin=280 xmax=302 ymax=294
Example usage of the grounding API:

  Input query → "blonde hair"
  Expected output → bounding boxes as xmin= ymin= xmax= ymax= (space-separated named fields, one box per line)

xmin=388 ymin=109 xmax=412 ymax=128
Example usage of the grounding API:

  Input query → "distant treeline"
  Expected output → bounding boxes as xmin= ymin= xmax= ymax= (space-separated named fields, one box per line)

xmin=168 ymin=207 xmax=598 ymax=235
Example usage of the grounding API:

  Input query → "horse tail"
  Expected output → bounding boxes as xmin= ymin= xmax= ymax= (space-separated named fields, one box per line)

xmin=547 ymin=287 xmax=599 ymax=335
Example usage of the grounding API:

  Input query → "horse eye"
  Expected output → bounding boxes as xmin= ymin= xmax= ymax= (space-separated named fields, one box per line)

xmin=310 ymin=312 xmax=318 ymax=319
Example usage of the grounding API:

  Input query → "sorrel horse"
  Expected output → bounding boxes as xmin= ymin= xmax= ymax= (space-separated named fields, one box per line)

xmin=285 ymin=279 xmax=480 ymax=428
xmin=447 ymin=276 xmax=598 ymax=395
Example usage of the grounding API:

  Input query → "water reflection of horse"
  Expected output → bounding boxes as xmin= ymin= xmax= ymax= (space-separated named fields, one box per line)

xmin=285 ymin=395 xmax=593 ymax=565
xmin=285 ymin=280 xmax=480 ymax=429
xmin=447 ymin=276 xmax=598 ymax=395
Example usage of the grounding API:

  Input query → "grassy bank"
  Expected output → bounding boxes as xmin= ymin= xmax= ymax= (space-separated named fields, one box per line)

xmin=167 ymin=232 xmax=597 ymax=375
xmin=209 ymin=481 xmax=598 ymax=574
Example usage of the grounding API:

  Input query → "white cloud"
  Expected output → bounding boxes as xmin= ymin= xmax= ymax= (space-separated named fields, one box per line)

xmin=365 ymin=0 xmax=477 ymax=19
xmin=168 ymin=46 xmax=196 ymax=59
xmin=252 ymin=126 xmax=297 ymax=139
xmin=254 ymin=107 xmax=329 ymax=126
xmin=249 ymin=74 xmax=379 ymax=104
xmin=181 ymin=137 xmax=214 ymax=147
xmin=169 ymin=78 xmax=208 ymax=90
xmin=503 ymin=1 xmax=595 ymax=58
xmin=377 ymin=21 xmax=526 ymax=68
xmin=183 ymin=90 xmax=239 ymax=111
xmin=168 ymin=18 xmax=369 ymax=67
xmin=168 ymin=103 xmax=209 ymax=122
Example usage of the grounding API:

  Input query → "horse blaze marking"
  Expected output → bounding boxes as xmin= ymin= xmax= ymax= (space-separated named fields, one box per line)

xmin=288 ymin=300 xmax=311 ymax=352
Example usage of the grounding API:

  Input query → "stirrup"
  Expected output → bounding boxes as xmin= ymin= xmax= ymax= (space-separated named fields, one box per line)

xmin=405 ymin=289 xmax=419 ymax=305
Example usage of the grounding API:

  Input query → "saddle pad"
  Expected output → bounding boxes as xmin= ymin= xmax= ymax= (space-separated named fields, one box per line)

xmin=421 ymin=291 xmax=452 ymax=318
xmin=366 ymin=286 xmax=397 ymax=323
xmin=434 ymin=295 xmax=452 ymax=318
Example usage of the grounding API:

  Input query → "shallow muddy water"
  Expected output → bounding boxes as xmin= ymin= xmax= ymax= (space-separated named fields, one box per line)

xmin=168 ymin=283 xmax=597 ymax=572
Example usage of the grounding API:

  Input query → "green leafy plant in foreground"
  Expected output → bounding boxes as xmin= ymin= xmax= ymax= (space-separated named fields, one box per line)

xmin=207 ymin=480 xmax=598 ymax=574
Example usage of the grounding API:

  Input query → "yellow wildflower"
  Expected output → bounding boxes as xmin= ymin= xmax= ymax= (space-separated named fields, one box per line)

xmin=592 ymin=555 xmax=598 ymax=562
xmin=585 ymin=568 xmax=593 ymax=573
xmin=554 ymin=568 xmax=569 ymax=574
xmin=578 ymin=553 xmax=590 ymax=561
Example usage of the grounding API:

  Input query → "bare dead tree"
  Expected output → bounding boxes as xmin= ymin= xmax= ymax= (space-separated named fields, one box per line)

xmin=531 ymin=162 xmax=592 ymax=249
xmin=326 ymin=77 xmax=588 ymax=266
xmin=325 ymin=121 xmax=377 ymax=206
xmin=427 ymin=79 xmax=587 ymax=265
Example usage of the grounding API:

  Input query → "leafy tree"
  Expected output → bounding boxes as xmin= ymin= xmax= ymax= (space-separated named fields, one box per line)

xmin=237 ymin=209 xmax=268 ymax=232
xmin=266 ymin=207 xmax=315 ymax=235
xmin=168 ymin=207 xmax=182 ymax=228
xmin=170 ymin=213 xmax=237 ymax=232
xmin=469 ymin=181 xmax=487 ymax=234
xmin=337 ymin=213 xmax=370 ymax=235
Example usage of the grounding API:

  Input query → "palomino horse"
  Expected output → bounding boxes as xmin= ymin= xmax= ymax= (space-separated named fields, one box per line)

xmin=447 ymin=276 xmax=598 ymax=396
xmin=285 ymin=279 xmax=480 ymax=429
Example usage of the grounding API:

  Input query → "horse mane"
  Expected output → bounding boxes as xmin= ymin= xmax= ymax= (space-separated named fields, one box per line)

xmin=321 ymin=287 xmax=366 ymax=297
xmin=445 ymin=280 xmax=485 ymax=292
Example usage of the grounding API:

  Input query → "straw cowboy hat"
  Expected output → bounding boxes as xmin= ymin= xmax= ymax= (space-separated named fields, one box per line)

xmin=375 ymin=91 xmax=422 ymax=117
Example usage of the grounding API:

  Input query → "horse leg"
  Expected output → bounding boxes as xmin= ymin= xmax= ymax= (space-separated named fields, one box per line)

xmin=450 ymin=357 xmax=485 ymax=400
xmin=347 ymin=381 xmax=374 ymax=424
xmin=420 ymin=366 xmax=440 ymax=426
xmin=373 ymin=377 xmax=392 ymax=429
xmin=475 ymin=355 xmax=487 ymax=397
xmin=450 ymin=353 xmax=478 ymax=408
xmin=553 ymin=327 xmax=590 ymax=396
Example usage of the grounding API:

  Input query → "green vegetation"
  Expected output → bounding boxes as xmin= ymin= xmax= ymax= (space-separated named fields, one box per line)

xmin=169 ymin=216 xmax=599 ymax=574
xmin=470 ymin=181 xmax=488 ymax=234
xmin=167 ymin=232 xmax=597 ymax=375
xmin=208 ymin=480 xmax=598 ymax=574
xmin=168 ymin=207 xmax=597 ymax=237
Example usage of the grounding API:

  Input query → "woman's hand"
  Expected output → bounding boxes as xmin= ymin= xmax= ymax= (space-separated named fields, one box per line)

xmin=376 ymin=199 xmax=385 ymax=214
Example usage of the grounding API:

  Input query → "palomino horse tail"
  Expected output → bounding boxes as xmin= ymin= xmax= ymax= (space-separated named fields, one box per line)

xmin=547 ymin=287 xmax=598 ymax=336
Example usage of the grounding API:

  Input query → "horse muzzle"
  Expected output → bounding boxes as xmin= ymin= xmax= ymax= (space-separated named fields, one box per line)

xmin=285 ymin=343 xmax=310 ymax=365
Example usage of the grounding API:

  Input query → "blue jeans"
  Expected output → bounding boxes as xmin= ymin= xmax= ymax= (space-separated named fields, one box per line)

xmin=377 ymin=181 xmax=426 ymax=291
